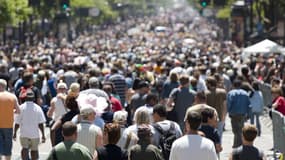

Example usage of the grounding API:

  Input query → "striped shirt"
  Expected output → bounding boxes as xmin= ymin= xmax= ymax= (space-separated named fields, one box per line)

xmin=77 ymin=121 xmax=101 ymax=154
xmin=109 ymin=74 xmax=127 ymax=106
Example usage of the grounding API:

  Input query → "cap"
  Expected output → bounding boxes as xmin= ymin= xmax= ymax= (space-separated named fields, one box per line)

xmin=57 ymin=82 xmax=67 ymax=89
xmin=80 ymin=106 xmax=95 ymax=116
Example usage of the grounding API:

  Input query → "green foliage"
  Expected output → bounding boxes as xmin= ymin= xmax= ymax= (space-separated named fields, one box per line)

xmin=216 ymin=7 xmax=231 ymax=18
xmin=0 ymin=0 xmax=11 ymax=27
xmin=71 ymin=0 xmax=117 ymax=20
xmin=0 ymin=0 xmax=32 ymax=26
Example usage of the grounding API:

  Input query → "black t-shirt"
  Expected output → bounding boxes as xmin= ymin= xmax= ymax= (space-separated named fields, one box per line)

xmin=0 ymin=73 xmax=9 ymax=84
xmin=232 ymin=145 xmax=263 ymax=160
xmin=97 ymin=144 xmax=127 ymax=160
xmin=199 ymin=124 xmax=220 ymax=145
xmin=15 ymin=85 xmax=41 ymax=104
xmin=54 ymin=110 xmax=79 ymax=145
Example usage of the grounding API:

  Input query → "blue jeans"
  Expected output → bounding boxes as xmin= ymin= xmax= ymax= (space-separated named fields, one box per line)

xmin=217 ymin=121 xmax=225 ymax=143
xmin=250 ymin=113 xmax=261 ymax=136
xmin=0 ymin=128 xmax=13 ymax=156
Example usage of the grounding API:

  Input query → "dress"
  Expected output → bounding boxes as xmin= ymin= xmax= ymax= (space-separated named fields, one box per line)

xmin=169 ymin=135 xmax=218 ymax=160
xmin=47 ymin=140 xmax=93 ymax=160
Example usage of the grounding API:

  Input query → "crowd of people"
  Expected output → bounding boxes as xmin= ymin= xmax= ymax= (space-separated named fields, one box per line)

xmin=0 ymin=4 xmax=285 ymax=160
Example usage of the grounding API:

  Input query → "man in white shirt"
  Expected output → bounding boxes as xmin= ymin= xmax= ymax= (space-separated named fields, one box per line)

xmin=169 ymin=111 xmax=218 ymax=160
xmin=13 ymin=89 xmax=46 ymax=160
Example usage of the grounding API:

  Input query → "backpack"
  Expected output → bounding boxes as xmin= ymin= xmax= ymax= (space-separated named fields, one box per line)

xmin=153 ymin=122 xmax=177 ymax=160
xmin=18 ymin=86 xmax=33 ymax=104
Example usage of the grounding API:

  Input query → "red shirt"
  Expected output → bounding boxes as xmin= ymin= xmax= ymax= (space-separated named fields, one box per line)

xmin=273 ymin=96 xmax=285 ymax=116
xmin=110 ymin=96 xmax=123 ymax=112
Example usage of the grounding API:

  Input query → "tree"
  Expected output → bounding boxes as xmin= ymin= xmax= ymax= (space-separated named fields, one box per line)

xmin=0 ymin=0 xmax=31 ymax=27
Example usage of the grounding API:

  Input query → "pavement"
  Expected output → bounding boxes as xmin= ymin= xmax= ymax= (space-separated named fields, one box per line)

xmin=220 ymin=112 xmax=274 ymax=160
xmin=10 ymin=112 xmax=275 ymax=160
xmin=11 ymin=127 xmax=51 ymax=160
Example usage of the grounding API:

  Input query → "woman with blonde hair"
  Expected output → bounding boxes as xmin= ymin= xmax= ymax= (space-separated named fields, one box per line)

xmin=68 ymin=82 xmax=80 ymax=98
xmin=120 ymin=108 xmax=157 ymax=151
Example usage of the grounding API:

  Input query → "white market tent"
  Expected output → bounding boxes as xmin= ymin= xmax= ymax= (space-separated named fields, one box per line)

xmin=242 ymin=39 xmax=285 ymax=59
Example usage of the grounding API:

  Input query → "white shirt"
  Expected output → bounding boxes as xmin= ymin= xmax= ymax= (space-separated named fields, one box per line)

xmin=52 ymin=97 xmax=67 ymax=121
xmin=169 ymin=135 xmax=218 ymax=160
xmin=77 ymin=121 xmax=102 ymax=154
xmin=121 ymin=124 xmax=158 ymax=148
xmin=15 ymin=101 xmax=46 ymax=138
xmin=116 ymin=127 xmax=138 ymax=151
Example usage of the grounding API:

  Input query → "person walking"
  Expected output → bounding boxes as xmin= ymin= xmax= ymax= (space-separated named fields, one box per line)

xmin=47 ymin=81 xmax=68 ymax=124
xmin=152 ymin=104 xmax=182 ymax=159
xmin=169 ymin=111 xmax=218 ymax=160
xmin=227 ymin=79 xmax=251 ymax=148
xmin=77 ymin=106 xmax=103 ymax=154
xmin=167 ymin=75 xmax=196 ymax=130
xmin=129 ymin=124 xmax=164 ymax=160
xmin=205 ymin=76 xmax=227 ymax=141
xmin=0 ymin=79 xmax=20 ymax=160
xmin=249 ymin=81 xmax=264 ymax=136
xmin=13 ymin=89 xmax=46 ymax=160
xmin=229 ymin=124 xmax=265 ymax=160
xmin=47 ymin=121 xmax=93 ymax=160
xmin=93 ymin=123 xmax=127 ymax=160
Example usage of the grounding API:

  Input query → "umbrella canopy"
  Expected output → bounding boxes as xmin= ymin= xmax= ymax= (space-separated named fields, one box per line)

xmin=77 ymin=89 xmax=109 ymax=116
xmin=242 ymin=39 xmax=285 ymax=59
xmin=243 ymin=39 xmax=284 ymax=53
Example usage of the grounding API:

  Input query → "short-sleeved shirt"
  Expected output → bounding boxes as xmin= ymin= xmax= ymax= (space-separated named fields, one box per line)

xmin=205 ymin=88 xmax=226 ymax=121
xmin=15 ymin=101 xmax=46 ymax=138
xmin=55 ymin=110 xmax=79 ymax=145
xmin=161 ymin=81 xmax=179 ymax=99
xmin=232 ymin=145 xmax=263 ymax=160
xmin=15 ymin=86 xmax=41 ymax=104
xmin=169 ymin=87 xmax=196 ymax=126
xmin=273 ymin=96 xmax=285 ymax=116
xmin=199 ymin=125 xmax=220 ymax=145
xmin=47 ymin=140 xmax=93 ymax=160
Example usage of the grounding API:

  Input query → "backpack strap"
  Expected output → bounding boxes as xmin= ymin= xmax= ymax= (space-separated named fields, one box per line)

xmin=124 ymin=132 xmax=133 ymax=150
xmin=169 ymin=122 xmax=175 ymax=131
xmin=153 ymin=123 xmax=164 ymax=135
